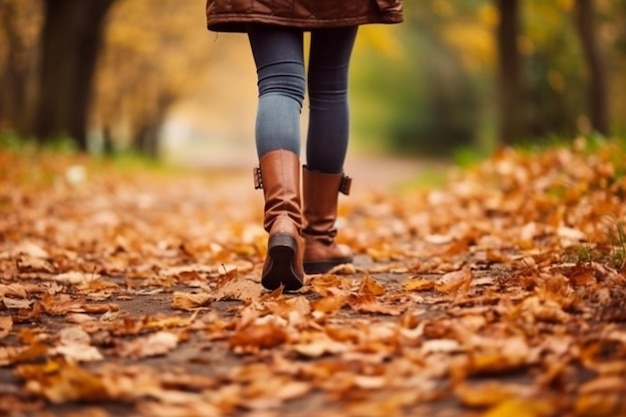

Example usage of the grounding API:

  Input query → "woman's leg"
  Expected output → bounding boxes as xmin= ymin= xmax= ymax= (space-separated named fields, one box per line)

xmin=306 ymin=26 xmax=358 ymax=173
xmin=301 ymin=26 xmax=358 ymax=274
xmin=247 ymin=25 xmax=305 ymax=158
xmin=247 ymin=25 xmax=306 ymax=290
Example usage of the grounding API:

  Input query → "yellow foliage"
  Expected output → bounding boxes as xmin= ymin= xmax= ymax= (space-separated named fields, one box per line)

xmin=441 ymin=23 xmax=495 ymax=72
xmin=477 ymin=3 xmax=499 ymax=28
xmin=357 ymin=26 xmax=405 ymax=60
xmin=432 ymin=0 xmax=455 ymax=18
xmin=557 ymin=0 xmax=574 ymax=11
xmin=93 ymin=0 xmax=221 ymax=138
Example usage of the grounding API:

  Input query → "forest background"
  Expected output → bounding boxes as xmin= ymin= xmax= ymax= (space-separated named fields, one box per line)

xmin=0 ymin=0 xmax=623 ymax=166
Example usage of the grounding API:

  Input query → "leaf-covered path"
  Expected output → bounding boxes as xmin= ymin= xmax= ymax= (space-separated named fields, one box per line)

xmin=1 ymin=140 xmax=626 ymax=417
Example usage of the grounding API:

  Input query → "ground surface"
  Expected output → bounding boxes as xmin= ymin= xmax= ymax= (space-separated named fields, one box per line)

xmin=1 ymin=141 xmax=626 ymax=417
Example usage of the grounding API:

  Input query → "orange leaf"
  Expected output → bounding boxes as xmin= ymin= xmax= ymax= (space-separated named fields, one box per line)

xmin=358 ymin=274 xmax=386 ymax=296
xmin=228 ymin=321 xmax=288 ymax=351
xmin=311 ymin=295 xmax=347 ymax=314
xmin=0 ymin=316 xmax=13 ymax=340
xmin=435 ymin=266 xmax=473 ymax=294
xmin=483 ymin=399 xmax=554 ymax=417
xmin=403 ymin=277 xmax=435 ymax=292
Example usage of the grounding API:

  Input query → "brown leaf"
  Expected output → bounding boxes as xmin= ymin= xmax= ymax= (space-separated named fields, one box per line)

xmin=0 ymin=316 xmax=12 ymax=340
xmin=454 ymin=382 xmax=516 ymax=408
xmin=81 ymin=303 xmax=119 ymax=314
xmin=347 ymin=293 xmax=408 ymax=316
xmin=40 ymin=293 xmax=83 ymax=315
xmin=53 ymin=271 xmax=98 ymax=285
xmin=483 ymin=398 xmax=554 ymax=417
xmin=2 ymin=297 xmax=33 ymax=310
xmin=25 ymin=364 xmax=109 ymax=403
xmin=403 ymin=276 xmax=435 ymax=292
xmin=0 ymin=283 xmax=28 ymax=299
xmin=309 ymin=274 xmax=353 ymax=296
xmin=435 ymin=266 xmax=473 ymax=294
xmin=171 ymin=291 xmax=212 ymax=311
xmin=358 ymin=274 xmax=386 ymax=296
xmin=228 ymin=321 xmax=288 ymax=352
xmin=214 ymin=275 xmax=262 ymax=301
xmin=13 ymin=242 xmax=49 ymax=258
xmin=311 ymin=295 xmax=347 ymax=314
xmin=465 ymin=337 xmax=531 ymax=376
xmin=575 ymin=376 xmax=626 ymax=417
xmin=292 ymin=335 xmax=350 ymax=358
xmin=116 ymin=331 xmax=180 ymax=359
xmin=422 ymin=339 xmax=462 ymax=354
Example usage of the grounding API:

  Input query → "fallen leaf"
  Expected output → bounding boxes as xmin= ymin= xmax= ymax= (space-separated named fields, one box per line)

xmin=116 ymin=331 xmax=180 ymax=359
xmin=311 ymin=295 xmax=347 ymax=314
xmin=347 ymin=293 xmax=408 ymax=316
xmin=435 ymin=266 xmax=473 ymax=294
xmin=454 ymin=382 xmax=517 ymax=408
xmin=171 ymin=291 xmax=212 ymax=311
xmin=0 ymin=316 xmax=13 ymax=339
xmin=358 ymin=274 xmax=386 ymax=296
xmin=483 ymin=398 xmax=554 ymax=417
xmin=53 ymin=272 xmax=98 ymax=285
xmin=214 ymin=275 xmax=262 ymax=302
xmin=293 ymin=338 xmax=350 ymax=358
xmin=228 ymin=321 xmax=288 ymax=352
xmin=422 ymin=339 xmax=462 ymax=354
xmin=2 ymin=297 xmax=33 ymax=309
xmin=403 ymin=276 xmax=435 ymax=292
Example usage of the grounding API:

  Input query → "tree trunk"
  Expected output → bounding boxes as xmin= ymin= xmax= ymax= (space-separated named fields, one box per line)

xmin=496 ymin=0 xmax=523 ymax=145
xmin=131 ymin=93 xmax=175 ymax=160
xmin=33 ymin=0 xmax=116 ymax=151
xmin=574 ymin=0 xmax=610 ymax=136
xmin=0 ymin=0 xmax=38 ymax=135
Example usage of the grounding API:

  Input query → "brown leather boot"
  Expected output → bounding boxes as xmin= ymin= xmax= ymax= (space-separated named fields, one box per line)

xmin=254 ymin=150 xmax=304 ymax=291
xmin=302 ymin=166 xmax=353 ymax=274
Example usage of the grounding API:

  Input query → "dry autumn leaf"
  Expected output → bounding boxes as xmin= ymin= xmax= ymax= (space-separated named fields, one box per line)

xmin=403 ymin=276 xmax=435 ymax=292
xmin=171 ymin=291 xmax=212 ymax=310
xmin=435 ymin=266 xmax=473 ymax=294
xmin=228 ymin=320 xmax=288 ymax=352
xmin=482 ymin=398 xmax=554 ymax=417
xmin=0 ymin=316 xmax=12 ymax=339
xmin=116 ymin=331 xmax=180 ymax=359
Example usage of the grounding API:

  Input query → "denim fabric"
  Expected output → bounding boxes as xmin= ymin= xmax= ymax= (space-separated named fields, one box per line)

xmin=248 ymin=25 xmax=358 ymax=173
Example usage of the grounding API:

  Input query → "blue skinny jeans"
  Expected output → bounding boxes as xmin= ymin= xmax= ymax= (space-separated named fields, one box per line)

xmin=247 ymin=24 xmax=358 ymax=174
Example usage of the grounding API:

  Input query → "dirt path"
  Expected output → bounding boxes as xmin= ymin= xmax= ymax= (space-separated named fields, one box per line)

xmin=1 ymin=145 xmax=625 ymax=417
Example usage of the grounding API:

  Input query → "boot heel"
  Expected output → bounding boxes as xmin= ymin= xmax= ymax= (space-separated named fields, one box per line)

xmin=268 ymin=234 xmax=297 ymax=256
xmin=262 ymin=233 xmax=303 ymax=291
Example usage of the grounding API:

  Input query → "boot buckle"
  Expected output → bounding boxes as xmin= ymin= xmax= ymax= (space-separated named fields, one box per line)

xmin=339 ymin=174 xmax=352 ymax=195
xmin=253 ymin=167 xmax=263 ymax=190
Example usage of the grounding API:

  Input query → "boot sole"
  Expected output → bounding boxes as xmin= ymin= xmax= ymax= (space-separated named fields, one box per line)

xmin=304 ymin=257 xmax=353 ymax=275
xmin=262 ymin=234 xmax=303 ymax=291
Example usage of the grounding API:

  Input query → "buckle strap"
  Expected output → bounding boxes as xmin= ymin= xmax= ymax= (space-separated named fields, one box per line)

xmin=253 ymin=167 xmax=263 ymax=190
xmin=339 ymin=174 xmax=352 ymax=195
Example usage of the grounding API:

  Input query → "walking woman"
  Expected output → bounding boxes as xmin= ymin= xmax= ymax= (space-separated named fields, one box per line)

xmin=205 ymin=1 xmax=404 ymax=291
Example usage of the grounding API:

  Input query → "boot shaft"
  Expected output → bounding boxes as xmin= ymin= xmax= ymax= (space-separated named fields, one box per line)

xmin=255 ymin=149 xmax=304 ymax=290
xmin=302 ymin=166 xmax=351 ymax=237
xmin=255 ymin=150 xmax=302 ymax=233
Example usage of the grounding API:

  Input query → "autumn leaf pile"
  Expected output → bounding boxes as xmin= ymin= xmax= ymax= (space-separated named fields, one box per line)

xmin=1 ymin=139 xmax=625 ymax=417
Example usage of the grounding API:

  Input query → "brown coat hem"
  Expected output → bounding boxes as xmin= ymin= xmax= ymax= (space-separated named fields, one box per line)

xmin=205 ymin=0 xmax=404 ymax=33
xmin=207 ymin=14 xmax=403 ymax=33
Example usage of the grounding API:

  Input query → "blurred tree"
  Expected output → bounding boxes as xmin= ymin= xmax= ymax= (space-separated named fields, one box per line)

xmin=495 ymin=0 xmax=523 ymax=145
xmin=0 ymin=0 xmax=41 ymax=135
xmin=353 ymin=0 xmax=488 ymax=156
xmin=92 ymin=0 xmax=217 ymax=158
xmin=574 ymin=0 xmax=609 ymax=136
xmin=33 ymin=0 xmax=117 ymax=151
